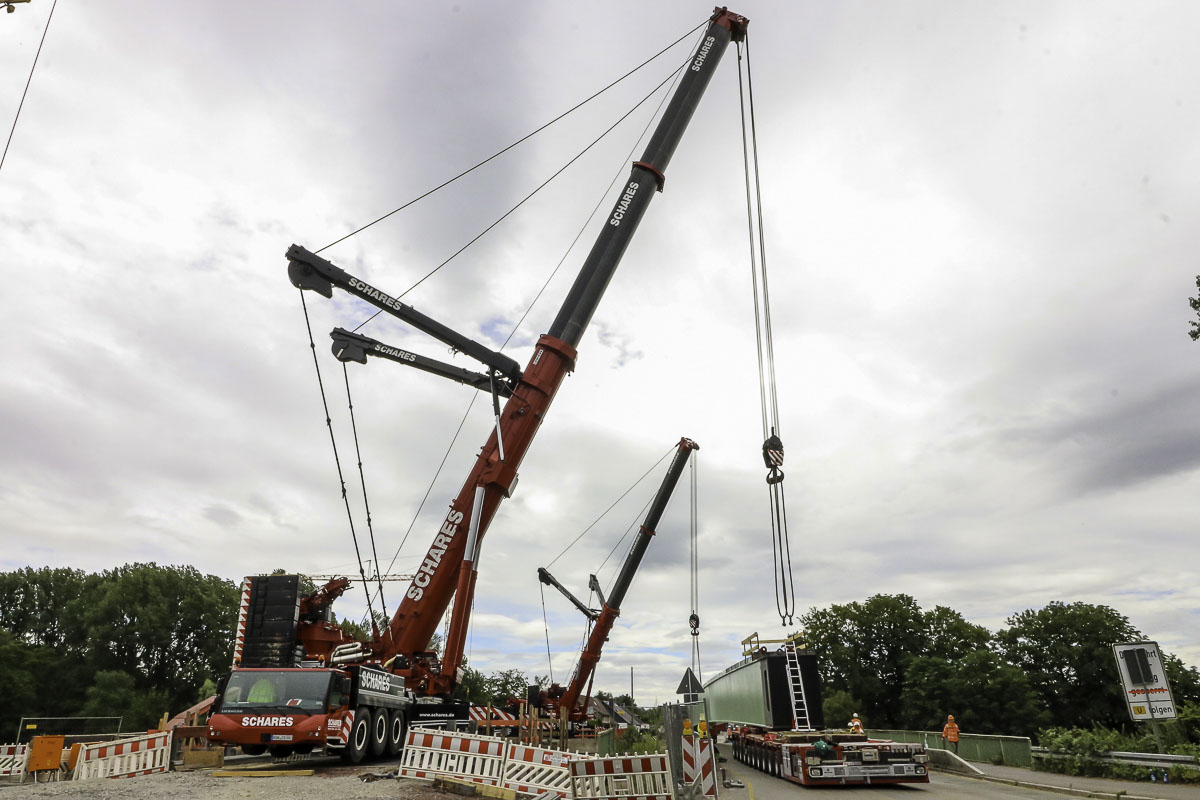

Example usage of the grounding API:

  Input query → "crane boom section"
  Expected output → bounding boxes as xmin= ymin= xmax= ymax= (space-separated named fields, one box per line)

xmin=558 ymin=437 xmax=699 ymax=717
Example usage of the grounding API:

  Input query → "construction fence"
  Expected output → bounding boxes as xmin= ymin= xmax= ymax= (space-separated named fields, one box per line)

xmin=868 ymin=729 xmax=1032 ymax=767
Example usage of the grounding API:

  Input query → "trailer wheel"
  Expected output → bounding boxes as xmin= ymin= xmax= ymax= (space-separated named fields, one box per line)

xmin=368 ymin=707 xmax=389 ymax=758
xmin=385 ymin=709 xmax=406 ymax=757
xmin=342 ymin=708 xmax=371 ymax=764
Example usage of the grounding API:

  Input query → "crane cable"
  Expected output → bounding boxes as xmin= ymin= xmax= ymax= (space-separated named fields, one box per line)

xmin=298 ymin=293 xmax=382 ymax=627
xmin=313 ymin=20 xmax=707 ymax=257
xmin=339 ymin=364 xmax=389 ymax=636
xmin=1 ymin=0 xmax=57 ymax=176
xmin=539 ymin=581 xmax=555 ymax=684
xmin=368 ymin=44 xmax=690 ymax=616
xmin=736 ymin=35 xmax=796 ymax=626
xmin=688 ymin=453 xmax=703 ymax=681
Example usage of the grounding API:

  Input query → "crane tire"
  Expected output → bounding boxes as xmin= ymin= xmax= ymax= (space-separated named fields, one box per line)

xmin=342 ymin=708 xmax=371 ymax=764
xmin=385 ymin=709 xmax=406 ymax=757
xmin=368 ymin=707 xmax=389 ymax=758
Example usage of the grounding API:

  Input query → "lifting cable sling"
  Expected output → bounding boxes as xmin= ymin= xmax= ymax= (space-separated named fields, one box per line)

xmin=737 ymin=33 xmax=796 ymax=626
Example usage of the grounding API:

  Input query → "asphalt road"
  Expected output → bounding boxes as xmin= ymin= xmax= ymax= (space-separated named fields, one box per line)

xmin=718 ymin=759 xmax=1092 ymax=799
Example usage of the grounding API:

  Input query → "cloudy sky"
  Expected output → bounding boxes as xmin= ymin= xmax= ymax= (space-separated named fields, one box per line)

xmin=3 ymin=1 xmax=1198 ymax=706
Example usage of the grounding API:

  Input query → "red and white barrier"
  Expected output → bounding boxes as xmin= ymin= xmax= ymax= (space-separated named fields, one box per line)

xmin=569 ymin=752 xmax=674 ymax=800
xmin=72 ymin=731 xmax=172 ymax=780
xmin=399 ymin=728 xmax=507 ymax=787
xmin=502 ymin=742 xmax=590 ymax=798
xmin=0 ymin=745 xmax=29 ymax=780
xmin=468 ymin=705 xmax=518 ymax=724
xmin=681 ymin=735 xmax=717 ymax=797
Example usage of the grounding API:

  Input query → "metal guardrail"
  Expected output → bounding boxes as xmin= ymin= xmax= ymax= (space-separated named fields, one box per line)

xmin=1032 ymin=745 xmax=1200 ymax=771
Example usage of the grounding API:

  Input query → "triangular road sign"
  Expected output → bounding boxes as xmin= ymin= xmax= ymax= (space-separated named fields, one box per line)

xmin=676 ymin=667 xmax=704 ymax=696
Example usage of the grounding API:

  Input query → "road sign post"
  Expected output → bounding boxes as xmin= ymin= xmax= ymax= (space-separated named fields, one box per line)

xmin=1113 ymin=641 xmax=1176 ymax=753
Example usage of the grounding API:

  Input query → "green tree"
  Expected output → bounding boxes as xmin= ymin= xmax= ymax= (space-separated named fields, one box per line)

xmin=822 ymin=689 xmax=862 ymax=730
xmin=454 ymin=664 xmax=491 ymax=704
xmin=996 ymin=601 xmax=1141 ymax=730
xmin=78 ymin=563 xmax=239 ymax=711
xmin=1189 ymin=275 xmax=1200 ymax=341
xmin=487 ymin=668 xmax=531 ymax=702
xmin=0 ymin=566 xmax=89 ymax=648
xmin=801 ymin=594 xmax=991 ymax=727
xmin=81 ymin=670 xmax=170 ymax=731
xmin=902 ymin=650 xmax=1047 ymax=735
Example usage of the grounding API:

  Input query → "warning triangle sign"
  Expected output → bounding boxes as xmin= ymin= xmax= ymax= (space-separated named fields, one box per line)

xmin=676 ymin=668 xmax=704 ymax=696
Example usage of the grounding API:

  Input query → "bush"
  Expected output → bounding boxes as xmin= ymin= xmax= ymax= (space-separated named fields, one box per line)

xmin=1036 ymin=726 xmax=1199 ymax=784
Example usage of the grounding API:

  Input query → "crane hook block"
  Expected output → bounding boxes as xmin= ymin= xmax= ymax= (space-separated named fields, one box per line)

xmin=763 ymin=434 xmax=785 ymax=484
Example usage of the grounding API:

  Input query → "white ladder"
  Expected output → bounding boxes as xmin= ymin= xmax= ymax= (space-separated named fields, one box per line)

xmin=784 ymin=644 xmax=811 ymax=731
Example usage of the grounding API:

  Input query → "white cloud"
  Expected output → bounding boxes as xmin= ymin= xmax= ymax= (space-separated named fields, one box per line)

xmin=2 ymin=0 xmax=1198 ymax=706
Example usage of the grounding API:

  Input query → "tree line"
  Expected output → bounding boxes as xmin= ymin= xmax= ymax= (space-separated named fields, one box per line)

xmin=4 ymin=566 xmax=1196 ymax=745
xmin=0 ymin=564 xmax=239 ymax=736
xmin=802 ymin=594 xmax=1200 ymax=737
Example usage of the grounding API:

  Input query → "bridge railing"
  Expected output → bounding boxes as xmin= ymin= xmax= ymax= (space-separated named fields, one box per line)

xmin=867 ymin=729 xmax=1033 ymax=767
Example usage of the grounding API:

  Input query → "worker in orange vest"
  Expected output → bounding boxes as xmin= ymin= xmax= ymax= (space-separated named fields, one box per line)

xmin=941 ymin=714 xmax=960 ymax=753
xmin=847 ymin=713 xmax=864 ymax=734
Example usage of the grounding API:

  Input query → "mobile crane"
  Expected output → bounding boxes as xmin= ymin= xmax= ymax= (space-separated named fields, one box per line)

xmin=529 ymin=437 xmax=698 ymax=724
xmin=205 ymin=8 xmax=748 ymax=762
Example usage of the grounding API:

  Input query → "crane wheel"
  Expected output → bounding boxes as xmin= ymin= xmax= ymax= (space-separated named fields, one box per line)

xmin=342 ymin=708 xmax=371 ymax=764
xmin=368 ymin=707 xmax=389 ymax=758
xmin=385 ymin=709 xmax=406 ymax=757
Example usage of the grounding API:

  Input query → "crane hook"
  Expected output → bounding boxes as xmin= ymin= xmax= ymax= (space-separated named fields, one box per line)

xmin=763 ymin=431 xmax=784 ymax=485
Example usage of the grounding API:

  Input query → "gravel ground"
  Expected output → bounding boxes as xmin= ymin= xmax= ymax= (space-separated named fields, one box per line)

xmin=0 ymin=767 xmax=444 ymax=800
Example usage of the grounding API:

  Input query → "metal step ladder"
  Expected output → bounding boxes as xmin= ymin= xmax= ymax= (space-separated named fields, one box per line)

xmin=784 ymin=644 xmax=811 ymax=731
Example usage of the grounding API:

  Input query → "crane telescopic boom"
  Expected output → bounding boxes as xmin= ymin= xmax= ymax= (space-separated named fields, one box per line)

xmin=285 ymin=7 xmax=747 ymax=698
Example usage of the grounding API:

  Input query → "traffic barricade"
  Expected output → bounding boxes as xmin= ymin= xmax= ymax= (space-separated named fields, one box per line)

xmin=569 ymin=752 xmax=674 ymax=800
xmin=72 ymin=731 xmax=172 ymax=780
xmin=681 ymin=735 xmax=717 ymax=797
xmin=399 ymin=727 xmax=507 ymax=787
xmin=502 ymin=742 xmax=591 ymax=798
xmin=0 ymin=744 xmax=28 ymax=780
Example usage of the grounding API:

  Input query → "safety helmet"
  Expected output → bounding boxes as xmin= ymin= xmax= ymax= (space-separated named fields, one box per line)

xmin=852 ymin=713 xmax=859 ymax=719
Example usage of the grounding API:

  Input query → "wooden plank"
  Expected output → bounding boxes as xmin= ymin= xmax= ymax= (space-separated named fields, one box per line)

xmin=211 ymin=767 xmax=314 ymax=777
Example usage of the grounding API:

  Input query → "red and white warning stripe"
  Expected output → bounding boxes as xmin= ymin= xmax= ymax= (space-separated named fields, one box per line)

xmin=501 ymin=743 xmax=589 ymax=798
xmin=569 ymin=752 xmax=673 ymax=800
xmin=398 ymin=728 xmax=507 ymax=786
xmin=232 ymin=578 xmax=252 ymax=667
xmin=72 ymin=731 xmax=172 ymax=780
xmin=0 ymin=744 xmax=29 ymax=779
xmin=682 ymin=735 xmax=718 ymax=796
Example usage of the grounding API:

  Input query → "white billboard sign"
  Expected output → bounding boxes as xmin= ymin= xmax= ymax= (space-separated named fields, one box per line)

xmin=1112 ymin=641 xmax=1176 ymax=721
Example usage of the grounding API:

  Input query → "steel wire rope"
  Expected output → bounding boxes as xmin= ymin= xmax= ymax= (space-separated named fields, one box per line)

xmin=314 ymin=20 xmax=706 ymax=256
xmin=688 ymin=453 xmax=702 ymax=682
xmin=546 ymin=445 xmax=673 ymax=569
xmin=540 ymin=581 xmax=555 ymax=684
xmin=1 ymin=0 xmax=56 ymax=175
xmin=370 ymin=59 xmax=690 ymax=596
xmin=340 ymin=364 xmax=388 ymax=636
xmin=736 ymin=36 xmax=795 ymax=626
xmin=364 ymin=33 xmax=697 ymax=624
xmin=298 ymin=291 xmax=381 ymax=625
xmin=350 ymin=57 xmax=694 ymax=333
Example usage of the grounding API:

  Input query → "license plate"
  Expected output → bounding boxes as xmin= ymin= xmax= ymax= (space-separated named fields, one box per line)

xmin=271 ymin=734 xmax=293 ymax=742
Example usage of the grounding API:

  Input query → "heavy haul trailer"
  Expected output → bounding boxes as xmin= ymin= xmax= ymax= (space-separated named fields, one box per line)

xmin=706 ymin=634 xmax=930 ymax=786
xmin=207 ymin=7 xmax=750 ymax=763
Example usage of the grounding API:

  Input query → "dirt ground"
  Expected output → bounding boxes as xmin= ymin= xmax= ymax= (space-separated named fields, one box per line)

xmin=0 ymin=764 xmax=445 ymax=799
